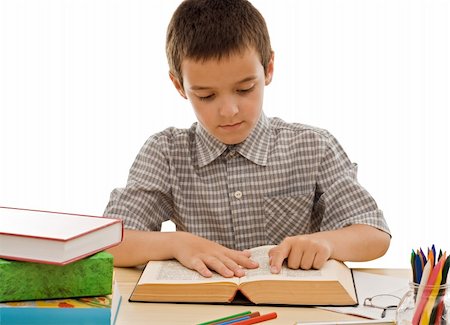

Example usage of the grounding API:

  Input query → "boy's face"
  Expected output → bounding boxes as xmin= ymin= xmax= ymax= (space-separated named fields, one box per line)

xmin=170 ymin=48 xmax=274 ymax=145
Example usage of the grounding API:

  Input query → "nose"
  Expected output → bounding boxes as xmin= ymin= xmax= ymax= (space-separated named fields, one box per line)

xmin=218 ymin=96 xmax=239 ymax=118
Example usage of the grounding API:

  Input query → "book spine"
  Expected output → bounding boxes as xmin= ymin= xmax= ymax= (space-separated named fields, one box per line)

xmin=0 ymin=252 xmax=113 ymax=302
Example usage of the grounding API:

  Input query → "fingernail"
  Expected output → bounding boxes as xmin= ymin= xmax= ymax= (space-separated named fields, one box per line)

xmin=235 ymin=269 xmax=245 ymax=277
xmin=270 ymin=265 xmax=278 ymax=273
xmin=202 ymin=271 xmax=212 ymax=278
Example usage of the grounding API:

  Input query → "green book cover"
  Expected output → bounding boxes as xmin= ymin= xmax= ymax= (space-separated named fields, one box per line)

xmin=0 ymin=251 xmax=113 ymax=302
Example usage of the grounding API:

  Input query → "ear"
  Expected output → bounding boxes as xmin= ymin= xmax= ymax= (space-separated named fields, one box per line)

xmin=265 ymin=51 xmax=275 ymax=86
xmin=169 ymin=72 xmax=187 ymax=99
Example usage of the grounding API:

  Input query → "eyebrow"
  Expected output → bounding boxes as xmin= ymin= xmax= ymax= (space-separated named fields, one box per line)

xmin=189 ymin=76 xmax=258 ymax=91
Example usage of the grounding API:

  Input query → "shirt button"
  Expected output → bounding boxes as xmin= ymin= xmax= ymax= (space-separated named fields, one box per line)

xmin=234 ymin=191 xmax=243 ymax=199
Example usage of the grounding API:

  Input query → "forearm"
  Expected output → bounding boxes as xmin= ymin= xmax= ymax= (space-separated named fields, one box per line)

xmin=107 ymin=229 xmax=178 ymax=267
xmin=314 ymin=224 xmax=391 ymax=262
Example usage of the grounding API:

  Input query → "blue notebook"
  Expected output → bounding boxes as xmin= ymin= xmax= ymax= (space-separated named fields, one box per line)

xmin=0 ymin=282 xmax=122 ymax=325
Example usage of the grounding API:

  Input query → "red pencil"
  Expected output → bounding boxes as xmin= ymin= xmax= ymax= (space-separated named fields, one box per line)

xmin=230 ymin=312 xmax=277 ymax=325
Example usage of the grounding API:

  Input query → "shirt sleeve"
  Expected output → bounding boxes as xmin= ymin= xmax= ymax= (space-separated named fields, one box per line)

xmin=103 ymin=132 xmax=174 ymax=231
xmin=312 ymin=131 xmax=391 ymax=235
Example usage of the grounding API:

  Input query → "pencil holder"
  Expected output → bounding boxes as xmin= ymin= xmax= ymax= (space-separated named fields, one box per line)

xmin=396 ymin=282 xmax=450 ymax=325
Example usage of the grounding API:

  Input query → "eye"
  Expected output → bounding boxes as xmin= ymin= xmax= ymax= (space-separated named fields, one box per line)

xmin=237 ymin=85 xmax=255 ymax=94
xmin=198 ymin=94 xmax=215 ymax=101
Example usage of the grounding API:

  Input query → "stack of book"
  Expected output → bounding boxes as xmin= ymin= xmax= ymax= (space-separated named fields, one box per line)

xmin=0 ymin=206 xmax=123 ymax=325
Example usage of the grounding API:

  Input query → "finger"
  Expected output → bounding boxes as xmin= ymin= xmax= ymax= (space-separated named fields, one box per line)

xmin=269 ymin=243 xmax=291 ymax=274
xmin=219 ymin=255 xmax=247 ymax=277
xmin=190 ymin=258 xmax=213 ymax=278
xmin=299 ymin=248 xmax=316 ymax=270
xmin=202 ymin=255 xmax=235 ymax=278
xmin=312 ymin=248 xmax=329 ymax=269
xmin=222 ymin=251 xmax=258 ymax=277
xmin=287 ymin=241 xmax=307 ymax=269
xmin=232 ymin=252 xmax=259 ymax=270
xmin=286 ymin=245 xmax=304 ymax=270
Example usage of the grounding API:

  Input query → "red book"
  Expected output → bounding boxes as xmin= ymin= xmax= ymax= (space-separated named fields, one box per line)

xmin=0 ymin=206 xmax=123 ymax=265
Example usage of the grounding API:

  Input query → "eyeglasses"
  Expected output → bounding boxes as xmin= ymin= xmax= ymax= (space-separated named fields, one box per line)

xmin=363 ymin=294 xmax=401 ymax=318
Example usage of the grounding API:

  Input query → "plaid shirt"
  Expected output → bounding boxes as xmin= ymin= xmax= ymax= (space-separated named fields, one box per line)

xmin=104 ymin=113 xmax=390 ymax=250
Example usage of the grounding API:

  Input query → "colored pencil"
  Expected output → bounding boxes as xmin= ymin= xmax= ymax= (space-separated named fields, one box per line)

xmin=197 ymin=311 xmax=252 ymax=325
xmin=415 ymin=260 xmax=431 ymax=307
xmin=412 ymin=253 xmax=445 ymax=324
xmin=419 ymin=257 xmax=445 ymax=324
xmin=411 ymin=250 xmax=417 ymax=283
xmin=215 ymin=312 xmax=260 ymax=325
xmin=230 ymin=312 xmax=277 ymax=325
xmin=415 ymin=253 xmax=422 ymax=283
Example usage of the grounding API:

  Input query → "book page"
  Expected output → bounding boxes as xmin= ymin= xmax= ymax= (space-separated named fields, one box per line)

xmin=240 ymin=245 xmax=333 ymax=283
xmin=138 ymin=260 xmax=239 ymax=285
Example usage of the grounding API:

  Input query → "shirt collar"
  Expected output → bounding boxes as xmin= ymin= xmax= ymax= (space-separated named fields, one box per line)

xmin=234 ymin=113 xmax=270 ymax=166
xmin=196 ymin=124 xmax=228 ymax=168
xmin=195 ymin=113 xmax=271 ymax=168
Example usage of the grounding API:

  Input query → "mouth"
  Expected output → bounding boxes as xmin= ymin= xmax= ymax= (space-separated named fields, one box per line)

xmin=219 ymin=122 xmax=243 ymax=130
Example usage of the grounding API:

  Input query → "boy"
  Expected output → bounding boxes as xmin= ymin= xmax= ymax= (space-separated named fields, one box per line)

xmin=105 ymin=0 xmax=390 ymax=278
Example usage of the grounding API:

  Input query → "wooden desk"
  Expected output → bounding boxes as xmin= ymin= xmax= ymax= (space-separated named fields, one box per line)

xmin=114 ymin=267 xmax=408 ymax=324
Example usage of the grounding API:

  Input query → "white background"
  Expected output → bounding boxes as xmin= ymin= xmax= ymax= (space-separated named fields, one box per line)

xmin=0 ymin=0 xmax=448 ymax=268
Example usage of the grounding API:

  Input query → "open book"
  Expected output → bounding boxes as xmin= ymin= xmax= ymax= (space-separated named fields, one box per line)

xmin=129 ymin=245 xmax=357 ymax=306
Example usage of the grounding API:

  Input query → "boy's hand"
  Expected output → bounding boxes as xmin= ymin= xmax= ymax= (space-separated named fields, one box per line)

xmin=171 ymin=232 xmax=259 ymax=278
xmin=268 ymin=235 xmax=332 ymax=274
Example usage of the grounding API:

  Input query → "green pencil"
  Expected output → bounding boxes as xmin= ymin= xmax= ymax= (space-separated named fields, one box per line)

xmin=197 ymin=311 xmax=252 ymax=325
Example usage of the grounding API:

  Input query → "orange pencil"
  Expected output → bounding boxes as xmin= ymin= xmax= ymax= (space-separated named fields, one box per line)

xmin=231 ymin=312 xmax=277 ymax=325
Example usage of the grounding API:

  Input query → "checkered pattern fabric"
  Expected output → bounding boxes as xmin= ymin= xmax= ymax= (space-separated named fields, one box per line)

xmin=104 ymin=113 xmax=390 ymax=250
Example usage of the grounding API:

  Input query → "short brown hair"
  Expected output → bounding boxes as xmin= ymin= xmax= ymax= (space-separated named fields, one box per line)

xmin=166 ymin=0 xmax=272 ymax=85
